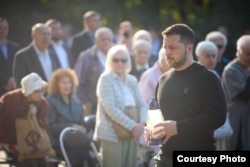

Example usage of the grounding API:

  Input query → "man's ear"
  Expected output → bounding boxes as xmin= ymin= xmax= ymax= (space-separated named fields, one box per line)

xmin=186 ymin=44 xmax=194 ymax=54
xmin=31 ymin=32 xmax=35 ymax=40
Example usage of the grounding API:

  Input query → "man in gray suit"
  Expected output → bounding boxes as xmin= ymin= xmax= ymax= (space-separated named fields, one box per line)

xmin=222 ymin=35 xmax=250 ymax=150
xmin=74 ymin=27 xmax=113 ymax=116
xmin=13 ymin=23 xmax=61 ymax=87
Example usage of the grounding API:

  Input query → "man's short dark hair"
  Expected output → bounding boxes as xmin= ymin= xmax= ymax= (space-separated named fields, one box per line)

xmin=83 ymin=10 xmax=100 ymax=22
xmin=45 ymin=18 xmax=61 ymax=26
xmin=162 ymin=23 xmax=195 ymax=45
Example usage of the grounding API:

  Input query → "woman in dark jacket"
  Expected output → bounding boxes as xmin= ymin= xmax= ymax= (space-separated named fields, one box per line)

xmin=46 ymin=68 xmax=95 ymax=167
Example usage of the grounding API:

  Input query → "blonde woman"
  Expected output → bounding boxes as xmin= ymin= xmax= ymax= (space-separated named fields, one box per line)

xmin=46 ymin=68 xmax=96 ymax=167
xmin=94 ymin=45 xmax=147 ymax=167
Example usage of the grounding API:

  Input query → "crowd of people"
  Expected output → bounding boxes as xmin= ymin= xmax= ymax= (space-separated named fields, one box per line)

xmin=0 ymin=9 xmax=250 ymax=167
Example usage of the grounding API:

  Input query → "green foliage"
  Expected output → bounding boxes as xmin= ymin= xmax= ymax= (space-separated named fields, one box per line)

xmin=0 ymin=0 xmax=249 ymax=47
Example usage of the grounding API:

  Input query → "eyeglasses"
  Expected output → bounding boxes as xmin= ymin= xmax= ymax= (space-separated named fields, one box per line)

xmin=216 ymin=44 xmax=224 ymax=50
xmin=136 ymin=50 xmax=150 ymax=55
xmin=112 ymin=58 xmax=128 ymax=64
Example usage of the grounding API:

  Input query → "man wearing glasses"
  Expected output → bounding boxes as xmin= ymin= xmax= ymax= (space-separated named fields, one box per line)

xmin=205 ymin=31 xmax=228 ymax=77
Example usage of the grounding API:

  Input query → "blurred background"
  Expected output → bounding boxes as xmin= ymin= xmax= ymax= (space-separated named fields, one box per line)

xmin=0 ymin=0 xmax=249 ymax=49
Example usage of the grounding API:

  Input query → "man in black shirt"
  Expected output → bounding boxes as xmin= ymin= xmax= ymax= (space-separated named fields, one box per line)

xmin=144 ymin=24 xmax=227 ymax=167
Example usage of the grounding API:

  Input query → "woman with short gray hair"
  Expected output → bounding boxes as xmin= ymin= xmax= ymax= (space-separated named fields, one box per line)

xmin=195 ymin=41 xmax=219 ymax=77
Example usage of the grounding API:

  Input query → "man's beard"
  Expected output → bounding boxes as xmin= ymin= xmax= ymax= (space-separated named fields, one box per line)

xmin=165 ymin=50 xmax=187 ymax=69
xmin=52 ymin=37 xmax=61 ymax=42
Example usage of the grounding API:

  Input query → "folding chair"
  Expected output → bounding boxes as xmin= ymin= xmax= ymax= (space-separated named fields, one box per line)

xmin=84 ymin=114 xmax=102 ymax=167
xmin=59 ymin=127 xmax=102 ymax=167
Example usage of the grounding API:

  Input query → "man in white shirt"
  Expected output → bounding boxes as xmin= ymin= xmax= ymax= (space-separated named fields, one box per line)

xmin=45 ymin=19 xmax=73 ymax=68
xmin=13 ymin=23 xmax=60 ymax=87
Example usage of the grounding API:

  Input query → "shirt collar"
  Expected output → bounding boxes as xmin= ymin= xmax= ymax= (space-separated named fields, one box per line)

xmin=51 ymin=40 xmax=64 ymax=46
xmin=97 ymin=49 xmax=106 ymax=59
xmin=87 ymin=31 xmax=94 ymax=42
xmin=32 ymin=42 xmax=48 ymax=56
xmin=135 ymin=63 xmax=149 ymax=71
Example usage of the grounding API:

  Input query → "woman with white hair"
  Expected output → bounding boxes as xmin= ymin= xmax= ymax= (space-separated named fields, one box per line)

xmin=195 ymin=41 xmax=219 ymax=77
xmin=205 ymin=31 xmax=227 ymax=58
xmin=133 ymin=29 xmax=152 ymax=43
xmin=133 ymin=29 xmax=158 ymax=64
xmin=94 ymin=45 xmax=147 ymax=167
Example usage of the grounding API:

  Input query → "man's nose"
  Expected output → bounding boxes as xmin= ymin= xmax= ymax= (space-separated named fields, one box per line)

xmin=164 ymin=48 xmax=171 ymax=56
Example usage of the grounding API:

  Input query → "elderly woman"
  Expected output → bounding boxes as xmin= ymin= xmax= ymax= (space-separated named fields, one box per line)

xmin=132 ymin=29 xmax=157 ymax=65
xmin=0 ymin=72 xmax=48 ymax=166
xmin=46 ymin=68 xmax=95 ymax=167
xmin=139 ymin=48 xmax=170 ymax=103
xmin=130 ymin=39 xmax=153 ymax=81
xmin=195 ymin=41 xmax=219 ymax=77
xmin=138 ymin=48 xmax=170 ymax=166
xmin=195 ymin=41 xmax=233 ymax=150
xmin=94 ymin=45 xmax=147 ymax=167
xmin=132 ymin=29 xmax=152 ymax=43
